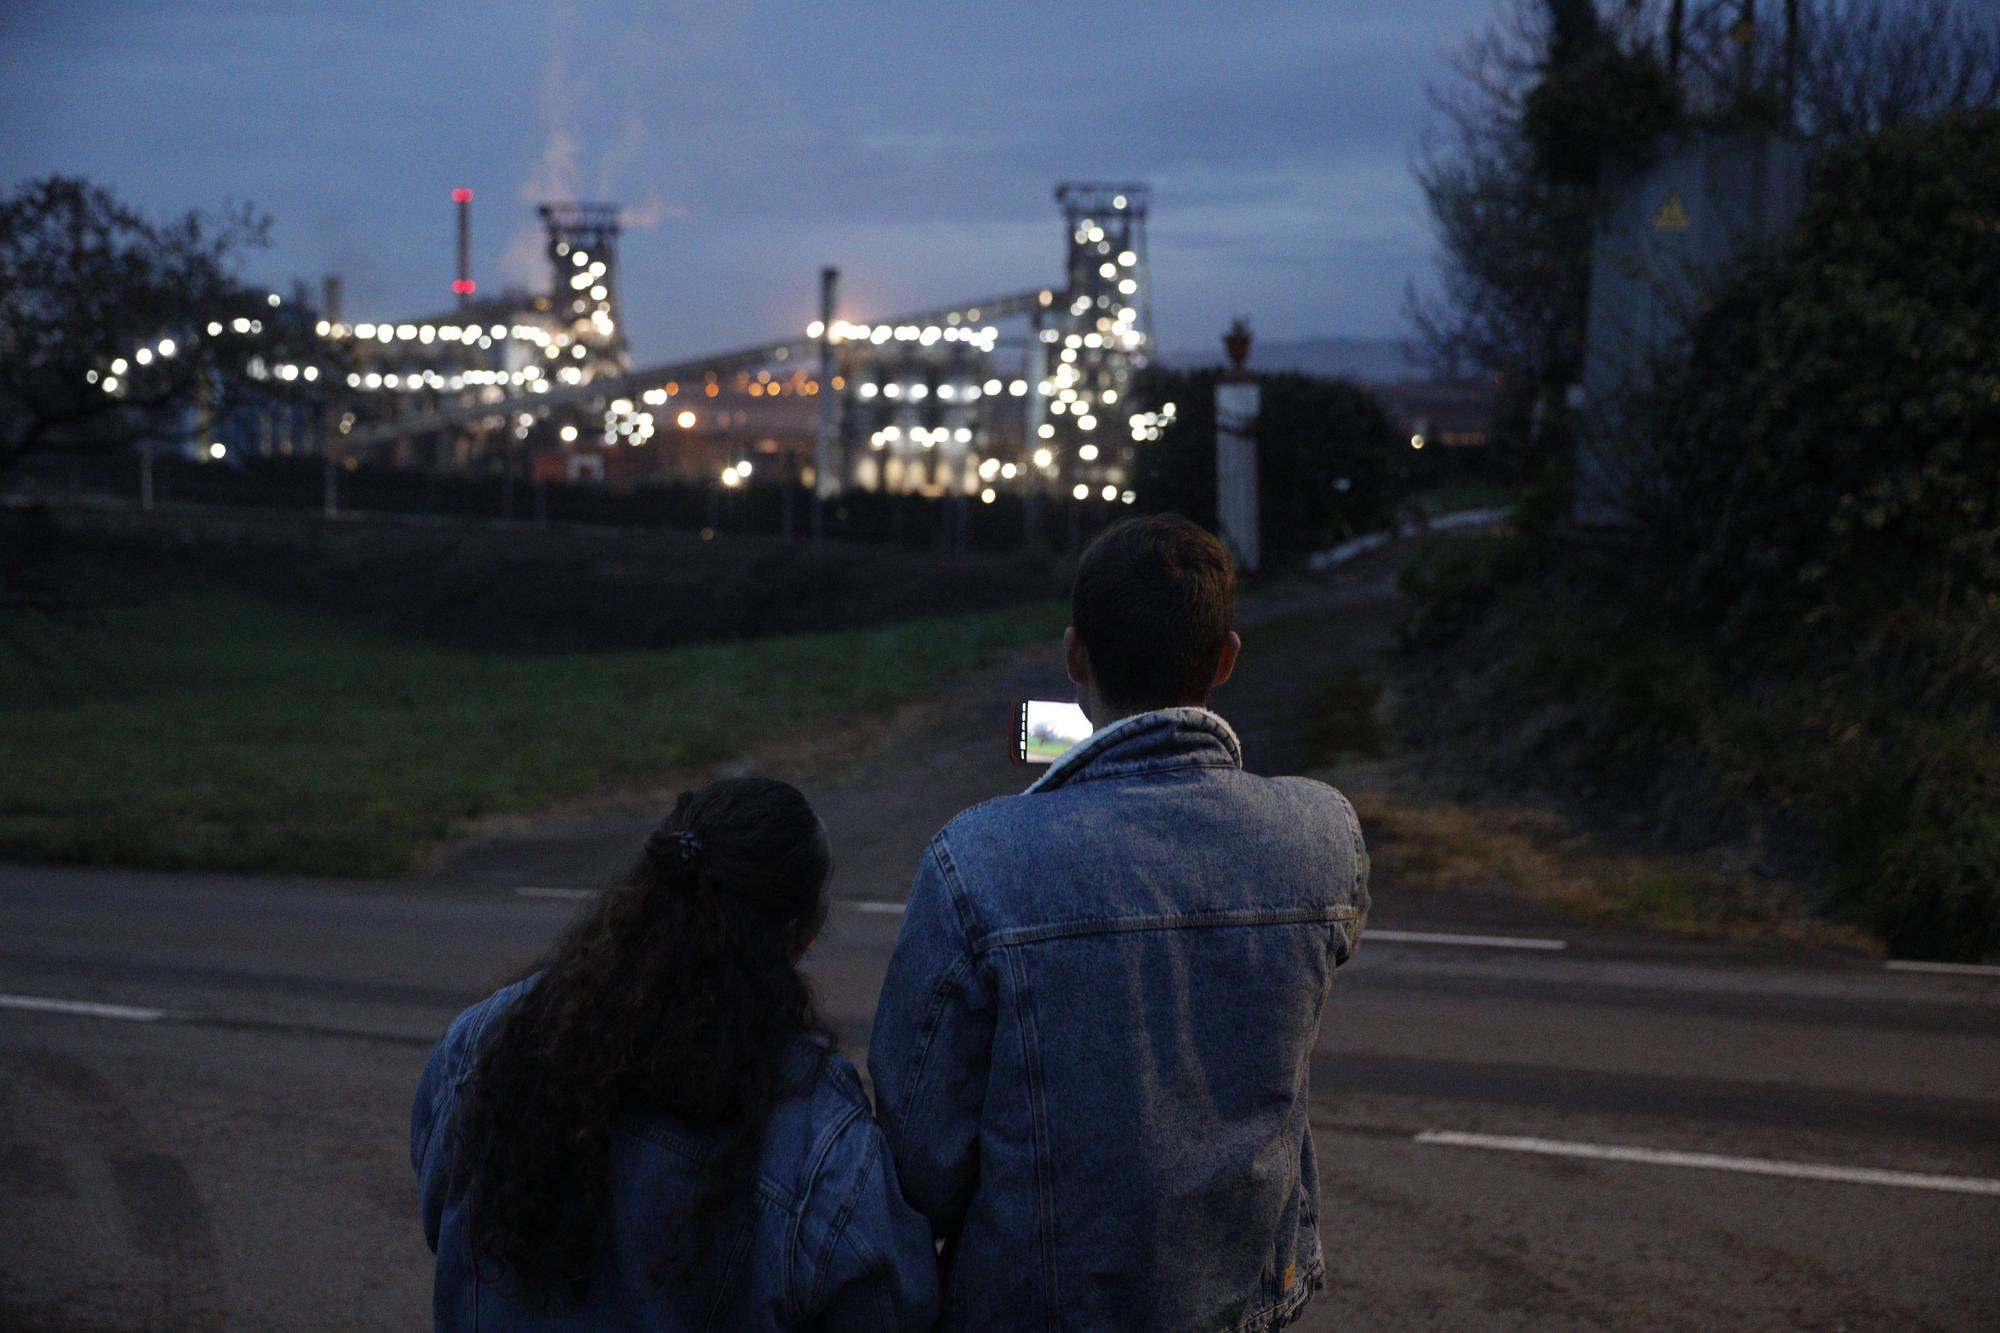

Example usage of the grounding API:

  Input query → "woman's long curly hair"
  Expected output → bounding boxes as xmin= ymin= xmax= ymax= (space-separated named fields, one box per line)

xmin=451 ymin=777 xmax=834 ymax=1295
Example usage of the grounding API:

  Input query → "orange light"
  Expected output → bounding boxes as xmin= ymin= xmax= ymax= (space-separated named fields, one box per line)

xmin=665 ymin=381 xmax=678 ymax=395
xmin=705 ymin=383 xmax=719 ymax=397
xmin=832 ymin=375 xmax=845 ymax=390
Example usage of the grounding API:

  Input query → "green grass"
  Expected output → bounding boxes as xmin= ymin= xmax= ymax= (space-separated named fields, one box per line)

xmin=2 ymin=588 xmax=1063 ymax=875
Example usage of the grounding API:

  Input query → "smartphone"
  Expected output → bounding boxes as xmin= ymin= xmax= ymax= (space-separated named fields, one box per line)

xmin=1015 ymin=698 xmax=1093 ymax=765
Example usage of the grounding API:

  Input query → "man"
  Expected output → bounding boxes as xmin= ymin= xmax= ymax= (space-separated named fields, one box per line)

xmin=868 ymin=513 xmax=1369 ymax=1331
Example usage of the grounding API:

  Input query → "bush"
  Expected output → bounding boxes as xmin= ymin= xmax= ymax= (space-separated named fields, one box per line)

xmin=1402 ymin=113 xmax=2000 ymax=959
xmin=1135 ymin=367 xmax=1425 ymax=567
xmin=1644 ymin=109 xmax=2000 ymax=634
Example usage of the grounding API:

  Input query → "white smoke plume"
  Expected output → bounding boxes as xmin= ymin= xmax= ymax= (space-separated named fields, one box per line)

xmin=497 ymin=0 xmax=694 ymax=289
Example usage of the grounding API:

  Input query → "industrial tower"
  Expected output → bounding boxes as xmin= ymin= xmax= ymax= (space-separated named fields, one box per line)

xmin=538 ymin=202 xmax=629 ymax=375
xmin=1044 ymin=182 xmax=1151 ymax=497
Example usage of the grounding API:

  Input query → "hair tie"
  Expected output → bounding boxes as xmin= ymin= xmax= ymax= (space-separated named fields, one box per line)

xmin=645 ymin=825 xmax=704 ymax=874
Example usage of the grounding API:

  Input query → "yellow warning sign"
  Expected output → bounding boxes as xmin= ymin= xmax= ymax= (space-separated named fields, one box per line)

xmin=1652 ymin=193 xmax=1691 ymax=232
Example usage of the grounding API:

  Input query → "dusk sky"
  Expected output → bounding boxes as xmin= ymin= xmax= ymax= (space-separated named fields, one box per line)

xmin=1 ymin=1 xmax=1498 ymax=363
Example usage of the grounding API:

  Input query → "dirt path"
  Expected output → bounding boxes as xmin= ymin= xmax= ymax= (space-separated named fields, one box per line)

xmin=427 ymin=557 xmax=1460 ymax=918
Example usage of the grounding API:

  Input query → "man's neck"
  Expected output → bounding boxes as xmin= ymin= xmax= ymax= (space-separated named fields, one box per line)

xmin=1087 ymin=698 xmax=1207 ymax=730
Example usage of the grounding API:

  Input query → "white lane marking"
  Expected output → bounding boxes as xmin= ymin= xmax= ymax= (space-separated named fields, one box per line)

xmin=514 ymin=886 xmax=594 ymax=901
xmin=1885 ymin=959 xmax=2000 ymax=978
xmin=850 ymin=901 xmax=908 ymax=914
xmin=1415 ymin=1131 xmax=2000 ymax=1197
xmin=1368 ymin=929 xmax=1566 ymax=951
xmin=0 ymin=993 xmax=166 ymax=1022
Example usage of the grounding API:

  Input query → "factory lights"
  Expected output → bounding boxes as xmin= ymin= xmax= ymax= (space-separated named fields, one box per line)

xmin=85 ymin=188 xmax=1153 ymax=507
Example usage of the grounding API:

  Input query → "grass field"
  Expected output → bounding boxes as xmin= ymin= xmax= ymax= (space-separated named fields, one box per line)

xmin=2 ymin=587 xmax=1063 ymax=875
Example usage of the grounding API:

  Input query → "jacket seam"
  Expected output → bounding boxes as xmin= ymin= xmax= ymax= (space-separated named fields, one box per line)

xmin=1001 ymin=945 xmax=1061 ymax=1327
xmin=799 ymin=1105 xmax=869 ymax=1315
xmin=1040 ymin=755 xmax=1240 ymax=788
xmin=415 ymin=990 xmax=504 ymax=1169
xmin=830 ymin=1224 xmax=896 ymax=1328
xmin=891 ymin=949 xmax=972 ymax=1142
xmin=808 ymin=1128 xmax=880 ymax=1312
xmin=1026 ymin=706 xmax=1242 ymax=793
xmin=973 ymin=904 xmax=1360 ymax=953
xmin=702 ymin=1224 xmax=758 ymax=1331
xmin=625 ymin=1125 xmax=804 ymax=1213
xmin=927 ymin=834 xmax=982 ymax=942
xmin=887 ymin=839 xmax=980 ymax=1142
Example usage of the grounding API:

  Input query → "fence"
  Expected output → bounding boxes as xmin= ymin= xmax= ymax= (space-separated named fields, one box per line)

xmin=31 ymin=451 xmax=1133 ymax=555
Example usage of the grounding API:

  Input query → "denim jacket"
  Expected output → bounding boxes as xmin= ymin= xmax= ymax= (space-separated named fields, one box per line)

xmin=867 ymin=708 xmax=1368 ymax=1332
xmin=412 ymin=977 xmax=939 ymax=1331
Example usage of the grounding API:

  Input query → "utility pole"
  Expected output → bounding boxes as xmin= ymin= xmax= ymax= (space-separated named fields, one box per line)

xmin=813 ymin=266 xmax=838 ymax=544
xmin=1023 ymin=305 xmax=1048 ymax=551
xmin=1733 ymin=0 xmax=1759 ymax=98
xmin=1782 ymin=0 xmax=1800 ymax=128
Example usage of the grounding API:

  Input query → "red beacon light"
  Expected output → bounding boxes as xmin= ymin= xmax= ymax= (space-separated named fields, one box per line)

xmin=451 ymin=278 xmax=477 ymax=295
xmin=451 ymin=187 xmax=474 ymax=203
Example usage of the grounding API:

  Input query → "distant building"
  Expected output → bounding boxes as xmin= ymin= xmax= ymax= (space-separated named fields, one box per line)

xmin=111 ymin=184 xmax=1162 ymax=512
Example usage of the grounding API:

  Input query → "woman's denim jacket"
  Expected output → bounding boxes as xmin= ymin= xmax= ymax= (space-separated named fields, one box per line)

xmin=868 ymin=708 xmax=1369 ymax=1331
xmin=412 ymin=978 xmax=939 ymax=1330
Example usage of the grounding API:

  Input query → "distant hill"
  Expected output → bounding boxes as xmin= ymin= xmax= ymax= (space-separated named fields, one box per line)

xmin=1157 ymin=335 xmax=1430 ymax=385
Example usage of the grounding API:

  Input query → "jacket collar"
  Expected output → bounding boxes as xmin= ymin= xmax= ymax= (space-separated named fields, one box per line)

xmin=1025 ymin=706 xmax=1243 ymax=794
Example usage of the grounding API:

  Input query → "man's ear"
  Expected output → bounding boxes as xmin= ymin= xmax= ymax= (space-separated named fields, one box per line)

xmin=1064 ymin=626 xmax=1090 ymax=689
xmin=1209 ymin=630 xmax=1242 ymax=692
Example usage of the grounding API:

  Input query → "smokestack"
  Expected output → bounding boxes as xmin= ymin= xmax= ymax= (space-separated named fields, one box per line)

xmin=451 ymin=188 xmax=475 ymax=305
xmin=815 ymin=266 xmax=840 ymax=509
xmin=321 ymin=274 xmax=343 ymax=324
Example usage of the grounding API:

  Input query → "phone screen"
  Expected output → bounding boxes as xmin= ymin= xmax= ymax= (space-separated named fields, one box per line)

xmin=1017 ymin=699 xmax=1093 ymax=764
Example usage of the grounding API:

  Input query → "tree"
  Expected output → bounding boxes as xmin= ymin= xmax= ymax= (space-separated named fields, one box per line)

xmin=1133 ymin=367 xmax=1410 ymax=566
xmin=1409 ymin=0 xmax=2000 ymax=451
xmin=1640 ymin=109 xmax=2000 ymax=632
xmin=0 ymin=177 xmax=273 ymax=474
xmin=1794 ymin=0 xmax=2000 ymax=138
xmin=1407 ymin=2 xmax=1664 ymax=462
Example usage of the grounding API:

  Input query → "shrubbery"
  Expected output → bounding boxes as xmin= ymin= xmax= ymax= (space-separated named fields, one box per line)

xmin=1400 ymin=112 xmax=2000 ymax=959
xmin=1134 ymin=367 xmax=1429 ymax=566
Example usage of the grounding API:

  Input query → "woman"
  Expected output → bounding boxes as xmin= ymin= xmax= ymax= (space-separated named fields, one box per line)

xmin=411 ymin=777 xmax=938 ymax=1329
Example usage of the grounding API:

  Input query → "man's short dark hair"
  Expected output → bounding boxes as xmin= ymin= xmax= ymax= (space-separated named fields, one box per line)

xmin=1072 ymin=514 xmax=1236 ymax=710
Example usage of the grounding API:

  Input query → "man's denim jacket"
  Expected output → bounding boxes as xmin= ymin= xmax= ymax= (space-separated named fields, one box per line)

xmin=413 ymin=977 xmax=939 ymax=1331
xmin=868 ymin=707 xmax=1369 ymax=1331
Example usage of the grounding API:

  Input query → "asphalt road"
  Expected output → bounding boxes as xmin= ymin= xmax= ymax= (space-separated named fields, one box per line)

xmin=3 ymin=580 xmax=1997 ymax=1330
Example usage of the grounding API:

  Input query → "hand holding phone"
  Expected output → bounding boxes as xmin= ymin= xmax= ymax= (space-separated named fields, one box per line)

xmin=1014 ymin=699 xmax=1093 ymax=765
